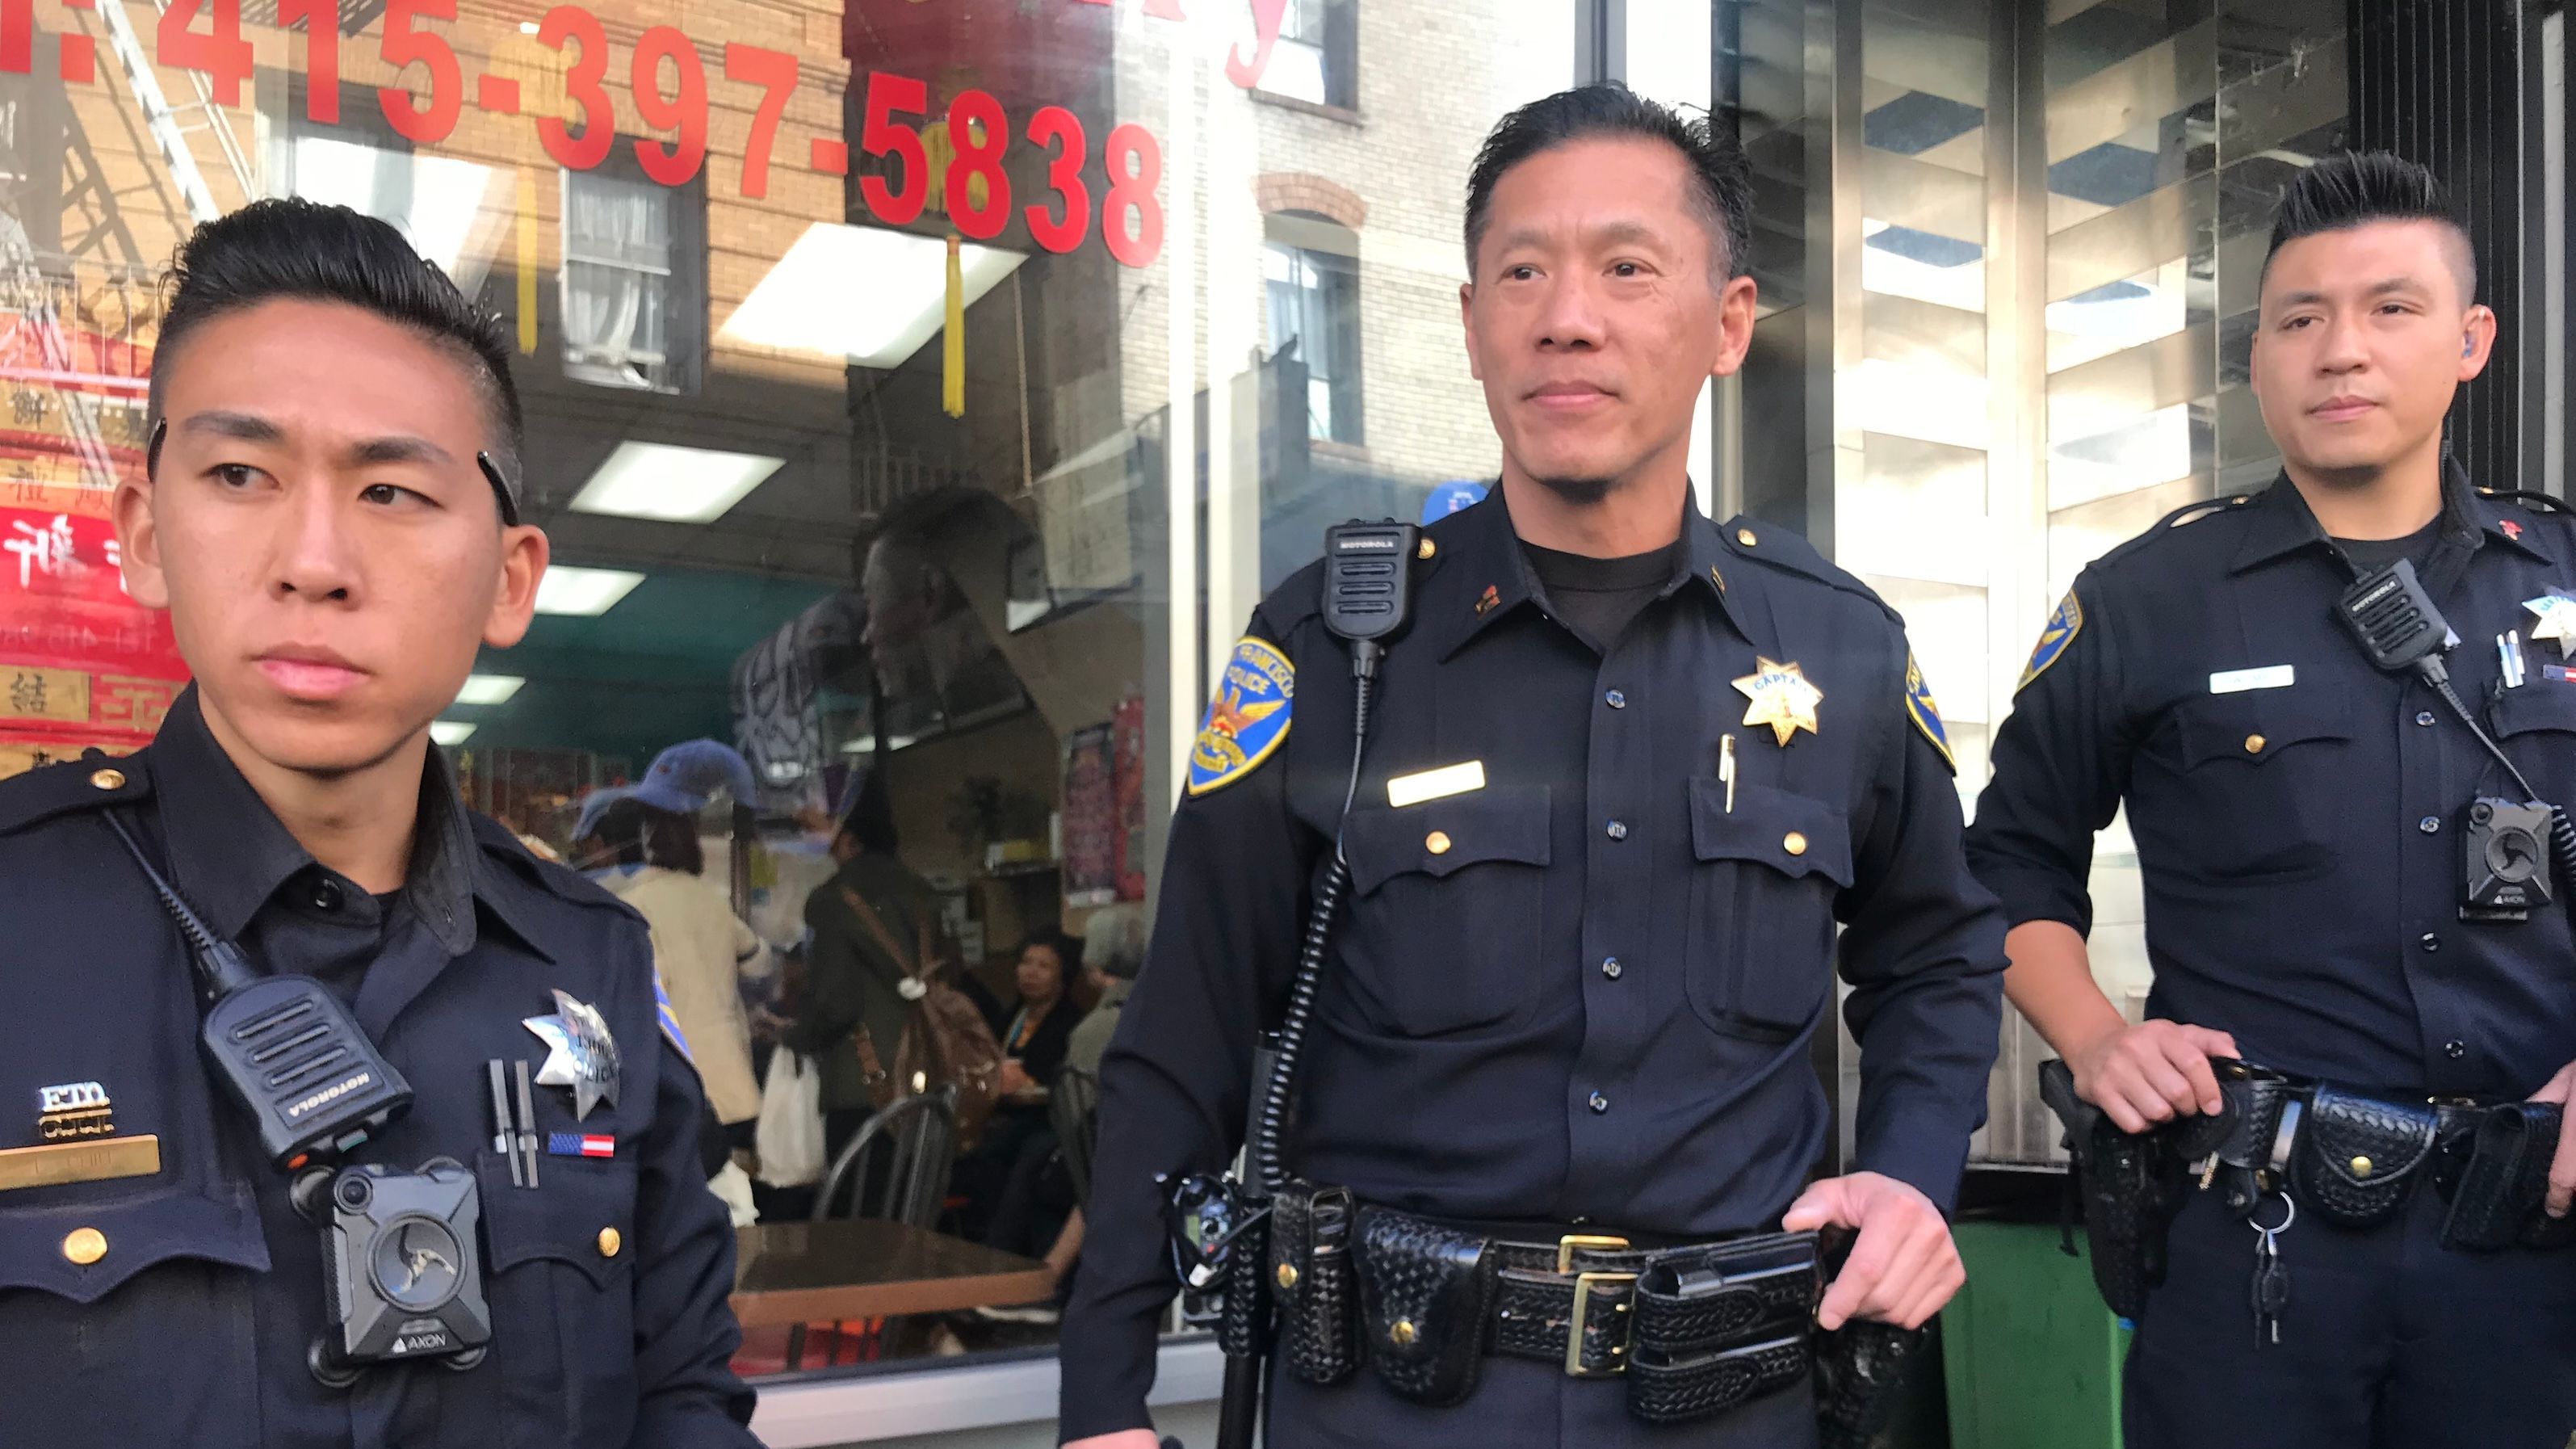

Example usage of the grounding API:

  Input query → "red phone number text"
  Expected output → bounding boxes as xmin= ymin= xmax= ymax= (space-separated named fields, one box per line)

xmin=0 ymin=1 xmax=1165 ymax=268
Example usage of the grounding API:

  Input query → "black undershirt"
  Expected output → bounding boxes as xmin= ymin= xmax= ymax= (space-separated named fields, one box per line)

xmin=1521 ymin=540 xmax=1675 ymax=652
xmin=2335 ymin=517 xmax=2444 ymax=575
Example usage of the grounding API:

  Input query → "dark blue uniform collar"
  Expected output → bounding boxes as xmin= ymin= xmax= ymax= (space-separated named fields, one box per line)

xmin=148 ymin=687 xmax=532 ymax=961
xmin=1427 ymin=481 xmax=1749 ymax=659
xmin=2230 ymin=458 xmax=2537 ymax=573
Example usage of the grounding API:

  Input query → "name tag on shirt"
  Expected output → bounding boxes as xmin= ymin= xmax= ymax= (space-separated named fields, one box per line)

xmin=2209 ymin=665 xmax=2296 ymax=695
xmin=0 ymin=1134 xmax=160 ymax=1193
xmin=1387 ymin=761 xmax=1485 ymax=808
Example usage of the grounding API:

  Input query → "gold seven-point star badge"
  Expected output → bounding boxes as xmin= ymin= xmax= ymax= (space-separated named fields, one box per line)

xmin=1733 ymin=657 xmax=1824 ymax=747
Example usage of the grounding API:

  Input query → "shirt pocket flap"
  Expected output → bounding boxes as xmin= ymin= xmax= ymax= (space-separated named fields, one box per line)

xmin=1689 ymin=779 xmax=1854 ymax=889
xmin=0 ymin=1182 xmax=268 ymax=1304
xmin=1346 ymin=784 xmax=1552 ymax=896
xmin=2175 ymin=682 xmax=2352 ymax=770
xmin=2493 ymin=683 xmax=2576 ymax=740
xmin=476 ymin=1152 xmax=637 ymax=1291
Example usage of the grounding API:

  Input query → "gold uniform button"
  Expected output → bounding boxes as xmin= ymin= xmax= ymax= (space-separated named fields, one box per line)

xmin=1425 ymin=831 xmax=1453 ymax=855
xmin=2245 ymin=734 xmax=2266 ymax=755
xmin=1417 ymin=537 xmax=1437 ymax=561
xmin=1390 ymin=1318 xmax=1418 ymax=1346
xmin=598 ymin=1227 xmax=623 ymax=1258
xmin=1783 ymin=831 xmax=1809 ymax=856
xmin=1276 ymin=1263 xmax=1300 ymax=1290
xmin=2350 ymin=1156 xmax=2373 ymax=1178
xmin=62 ymin=1228 xmax=107 ymax=1266
xmin=1736 ymin=528 xmax=1757 ymax=547
xmin=89 ymin=768 xmax=125 ymax=791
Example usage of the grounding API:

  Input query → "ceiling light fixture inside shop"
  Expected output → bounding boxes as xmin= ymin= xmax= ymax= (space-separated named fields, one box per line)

xmin=451 ymin=674 xmax=526 ymax=706
xmin=533 ymin=566 xmax=647 ymax=617
xmin=720 ymin=223 xmax=1026 ymax=368
xmin=569 ymin=441 xmax=787 ymax=524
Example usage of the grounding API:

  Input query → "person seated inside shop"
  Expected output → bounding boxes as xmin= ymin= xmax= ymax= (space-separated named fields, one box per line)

xmin=952 ymin=929 xmax=1086 ymax=1250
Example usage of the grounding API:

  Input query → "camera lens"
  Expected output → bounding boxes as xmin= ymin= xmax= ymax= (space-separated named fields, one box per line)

xmin=337 ymin=1174 xmax=372 ymax=1211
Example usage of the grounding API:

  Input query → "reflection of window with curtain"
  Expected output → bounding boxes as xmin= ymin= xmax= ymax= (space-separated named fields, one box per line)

xmin=561 ymin=167 xmax=699 ymax=393
xmin=1265 ymin=0 xmax=1353 ymax=108
xmin=1265 ymin=242 xmax=1362 ymax=445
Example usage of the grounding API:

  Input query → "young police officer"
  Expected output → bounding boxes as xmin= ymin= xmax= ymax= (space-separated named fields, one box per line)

xmin=1061 ymin=85 xmax=2007 ymax=1449
xmin=0 ymin=200 xmax=757 ymax=1447
xmin=1968 ymin=153 xmax=2576 ymax=1447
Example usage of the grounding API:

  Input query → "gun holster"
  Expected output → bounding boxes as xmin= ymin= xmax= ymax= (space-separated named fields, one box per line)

xmin=2029 ymin=1056 xmax=2194 ymax=1315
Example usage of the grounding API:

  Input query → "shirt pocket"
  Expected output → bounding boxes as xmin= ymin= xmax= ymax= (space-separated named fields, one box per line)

xmin=2166 ymin=683 xmax=2352 ymax=880
xmin=472 ymin=1150 xmax=639 ymax=1449
xmin=1340 ymin=784 xmax=1552 ymax=1036
xmin=1682 ymin=778 xmax=1854 ymax=1040
xmin=2490 ymin=684 xmax=2576 ymax=804
xmin=0 ymin=1182 xmax=267 ymax=1447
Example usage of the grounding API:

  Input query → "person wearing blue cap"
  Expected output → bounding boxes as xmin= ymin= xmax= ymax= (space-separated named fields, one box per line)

xmin=573 ymin=743 xmax=773 ymax=1143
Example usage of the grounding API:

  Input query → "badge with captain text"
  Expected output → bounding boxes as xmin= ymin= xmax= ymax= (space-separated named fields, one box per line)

xmin=35 ymin=1080 xmax=114 ymax=1141
xmin=1734 ymin=657 xmax=1823 ymax=747
xmin=2524 ymin=595 xmax=2576 ymax=659
xmin=2019 ymin=590 xmax=2083 ymax=691
xmin=1903 ymin=653 xmax=1955 ymax=771
xmin=1188 ymin=636 xmax=1293 ymax=796
xmin=523 ymin=989 xmax=622 ymax=1121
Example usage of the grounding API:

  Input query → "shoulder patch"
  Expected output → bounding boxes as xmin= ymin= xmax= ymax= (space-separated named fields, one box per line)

xmin=2017 ymin=590 xmax=2083 ymax=692
xmin=1188 ymin=637 xmax=1293 ymax=796
xmin=1903 ymin=652 xmax=1955 ymax=773
xmin=653 ymin=976 xmax=694 ymax=1065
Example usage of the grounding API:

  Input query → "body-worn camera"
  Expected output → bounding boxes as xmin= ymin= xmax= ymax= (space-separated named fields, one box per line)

xmin=297 ymin=1160 xmax=492 ymax=1386
xmin=2464 ymin=797 xmax=2555 ymax=922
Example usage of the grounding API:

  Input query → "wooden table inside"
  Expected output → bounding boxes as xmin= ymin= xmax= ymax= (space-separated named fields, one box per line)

xmin=730 ymin=1220 xmax=1055 ymax=1326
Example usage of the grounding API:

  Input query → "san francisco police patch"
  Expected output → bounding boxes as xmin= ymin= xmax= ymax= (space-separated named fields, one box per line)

xmin=653 ymin=976 xmax=693 ymax=1065
xmin=2017 ymin=590 xmax=2083 ymax=692
xmin=1188 ymin=637 xmax=1293 ymax=796
xmin=1905 ymin=652 xmax=1955 ymax=772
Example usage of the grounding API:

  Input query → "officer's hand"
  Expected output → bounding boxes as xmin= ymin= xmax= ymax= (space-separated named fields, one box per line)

xmin=1061 ymin=1433 xmax=1160 ymax=1449
xmin=2525 ymin=1059 xmax=2576 ymax=1217
xmin=1781 ymin=1172 xmax=1961 ymax=1332
xmin=2064 ymin=1019 xmax=2240 ymax=1134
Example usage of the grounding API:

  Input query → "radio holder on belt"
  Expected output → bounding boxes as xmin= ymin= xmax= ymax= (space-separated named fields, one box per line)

xmin=1159 ymin=519 xmax=1422 ymax=1449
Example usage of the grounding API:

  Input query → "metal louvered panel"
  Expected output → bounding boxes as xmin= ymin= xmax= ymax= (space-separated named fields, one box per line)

xmin=2350 ymin=0 xmax=2549 ymax=493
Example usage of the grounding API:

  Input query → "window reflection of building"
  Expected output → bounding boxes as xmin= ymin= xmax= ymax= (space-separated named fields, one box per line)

xmin=1264 ymin=232 xmax=1362 ymax=447
xmin=560 ymin=162 xmax=703 ymax=395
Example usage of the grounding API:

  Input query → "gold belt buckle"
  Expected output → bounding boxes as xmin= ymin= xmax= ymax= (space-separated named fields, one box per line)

xmin=1559 ymin=1235 xmax=1635 ymax=1377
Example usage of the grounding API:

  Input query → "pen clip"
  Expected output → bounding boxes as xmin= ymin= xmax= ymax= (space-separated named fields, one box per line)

xmin=1719 ymin=734 xmax=1737 ymax=814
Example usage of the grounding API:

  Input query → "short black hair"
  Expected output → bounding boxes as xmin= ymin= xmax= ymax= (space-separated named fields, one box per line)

xmin=1465 ymin=82 xmax=1753 ymax=284
xmin=2263 ymin=151 xmax=2477 ymax=302
xmin=149 ymin=198 xmax=525 ymax=485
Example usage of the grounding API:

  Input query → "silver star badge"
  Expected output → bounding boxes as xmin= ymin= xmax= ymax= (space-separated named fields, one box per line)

xmin=2525 ymin=595 xmax=2576 ymax=660
xmin=523 ymin=989 xmax=621 ymax=1120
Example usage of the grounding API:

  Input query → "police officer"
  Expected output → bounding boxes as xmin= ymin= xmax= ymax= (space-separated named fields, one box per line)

xmin=1967 ymin=153 xmax=2576 ymax=1447
xmin=1061 ymin=85 xmax=2006 ymax=1449
xmin=0 ymin=200 xmax=757 ymax=1447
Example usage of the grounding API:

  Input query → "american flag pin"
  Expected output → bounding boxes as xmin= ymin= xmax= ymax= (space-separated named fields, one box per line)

xmin=547 ymin=1132 xmax=615 ymax=1159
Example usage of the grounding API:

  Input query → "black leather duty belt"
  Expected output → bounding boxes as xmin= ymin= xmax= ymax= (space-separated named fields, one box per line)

xmin=1481 ymin=1229 xmax=1822 ymax=1419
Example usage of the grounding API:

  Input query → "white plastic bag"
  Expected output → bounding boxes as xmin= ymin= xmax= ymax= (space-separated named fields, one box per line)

xmin=753 ymin=1050 xmax=824 ymax=1188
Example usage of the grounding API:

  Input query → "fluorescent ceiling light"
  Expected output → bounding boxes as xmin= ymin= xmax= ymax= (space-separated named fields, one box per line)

xmin=720 ymin=223 xmax=1026 ymax=369
xmin=452 ymin=674 xmax=525 ymax=706
xmin=429 ymin=720 xmax=477 ymax=746
xmin=569 ymin=441 xmax=785 ymax=524
xmin=534 ymin=565 xmax=645 ymax=616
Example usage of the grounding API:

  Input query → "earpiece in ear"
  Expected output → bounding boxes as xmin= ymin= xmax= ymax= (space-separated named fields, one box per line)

xmin=2465 ymin=336 xmax=2476 ymax=357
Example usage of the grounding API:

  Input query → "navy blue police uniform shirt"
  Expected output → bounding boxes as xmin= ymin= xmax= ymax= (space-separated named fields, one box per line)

xmin=1966 ymin=468 xmax=2576 ymax=1102
xmin=0 ymin=687 xmax=757 ymax=1449
xmin=1058 ymin=489 xmax=2009 ymax=1438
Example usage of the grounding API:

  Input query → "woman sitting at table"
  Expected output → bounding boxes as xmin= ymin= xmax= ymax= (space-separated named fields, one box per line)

xmin=951 ymin=929 xmax=1083 ymax=1246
